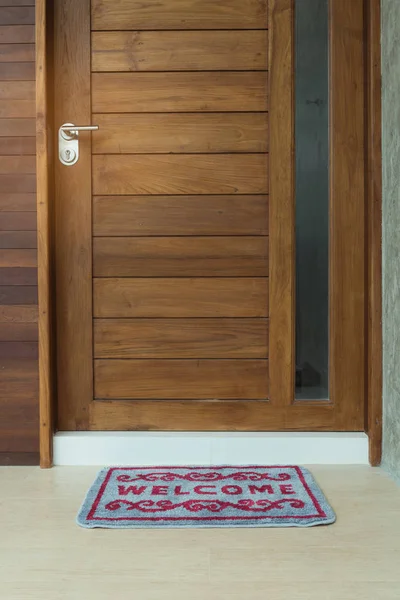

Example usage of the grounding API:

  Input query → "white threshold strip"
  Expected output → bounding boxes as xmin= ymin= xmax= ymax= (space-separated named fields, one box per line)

xmin=54 ymin=432 xmax=369 ymax=466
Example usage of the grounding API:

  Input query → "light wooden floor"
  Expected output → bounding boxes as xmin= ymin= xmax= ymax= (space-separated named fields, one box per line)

xmin=0 ymin=466 xmax=399 ymax=599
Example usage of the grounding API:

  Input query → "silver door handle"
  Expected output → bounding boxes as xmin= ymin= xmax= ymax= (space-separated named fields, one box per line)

xmin=59 ymin=122 xmax=99 ymax=166
xmin=60 ymin=124 xmax=99 ymax=139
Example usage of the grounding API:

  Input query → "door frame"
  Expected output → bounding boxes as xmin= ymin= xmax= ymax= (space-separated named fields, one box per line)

xmin=36 ymin=0 xmax=382 ymax=468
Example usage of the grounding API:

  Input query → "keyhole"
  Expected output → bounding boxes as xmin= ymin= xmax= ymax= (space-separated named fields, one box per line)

xmin=65 ymin=149 xmax=71 ymax=159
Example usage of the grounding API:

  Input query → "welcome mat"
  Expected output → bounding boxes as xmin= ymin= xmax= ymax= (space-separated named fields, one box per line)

xmin=77 ymin=466 xmax=336 ymax=528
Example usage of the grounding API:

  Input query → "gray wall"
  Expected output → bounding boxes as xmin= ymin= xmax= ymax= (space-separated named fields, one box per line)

xmin=382 ymin=0 xmax=400 ymax=481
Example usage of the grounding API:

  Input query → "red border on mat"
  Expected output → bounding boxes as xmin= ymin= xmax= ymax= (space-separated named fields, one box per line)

xmin=87 ymin=466 xmax=326 ymax=521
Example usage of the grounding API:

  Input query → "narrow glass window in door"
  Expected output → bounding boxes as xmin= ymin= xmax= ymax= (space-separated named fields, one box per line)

xmin=295 ymin=0 xmax=329 ymax=400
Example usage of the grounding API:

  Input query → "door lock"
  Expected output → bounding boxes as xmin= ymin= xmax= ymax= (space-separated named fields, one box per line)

xmin=58 ymin=123 xmax=99 ymax=166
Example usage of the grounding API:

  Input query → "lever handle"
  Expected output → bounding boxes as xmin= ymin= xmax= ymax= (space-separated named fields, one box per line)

xmin=60 ymin=123 xmax=99 ymax=139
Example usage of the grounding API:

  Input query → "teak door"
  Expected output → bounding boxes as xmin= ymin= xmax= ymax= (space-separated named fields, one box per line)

xmin=53 ymin=0 xmax=366 ymax=432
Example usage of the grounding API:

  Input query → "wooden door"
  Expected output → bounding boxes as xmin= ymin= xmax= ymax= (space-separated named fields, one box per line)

xmin=53 ymin=0 xmax=366 ymax=432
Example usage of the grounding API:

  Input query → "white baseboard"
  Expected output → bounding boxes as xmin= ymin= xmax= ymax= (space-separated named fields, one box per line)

xmin=53 ymin=432 xmax=369 ymax=466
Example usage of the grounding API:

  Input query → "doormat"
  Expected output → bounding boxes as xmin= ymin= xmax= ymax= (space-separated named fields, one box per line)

xmin=77 ymin=466 xmax=336 ymax=528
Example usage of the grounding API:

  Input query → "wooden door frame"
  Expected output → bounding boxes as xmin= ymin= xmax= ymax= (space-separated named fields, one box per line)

xmin=36 ymin=0 xmax=382 ymax=468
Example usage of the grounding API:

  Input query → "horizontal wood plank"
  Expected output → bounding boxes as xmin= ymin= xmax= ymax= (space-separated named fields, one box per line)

xmin=0 ymin=211 xmax=36 ymax=229
xmin=0 ymin=137 xmax=35 ymax=155
xmin=0 ymin=81 xmax=35 ymax=101
xmin=93 ymin=195 xmax=268 ymax=237
xmin=0 ymin=155 xmax=35 ymax=172
xmin=93 ymin=236 xmax=268 ymax=277
xmin=94 ymin=359 xmax=268 ymax=399
xmin=92 ymin=0 xmax=268 ymax=30
xmin=92 ymin=30 xmax=268 ymax=72
xmin=0 ymin=249 xmax=37 ymax=267
xmin=0 ymin=230 xmax=37 ymax=248
xmin=0 ymin=62 xmax=35 ymax=80
xmin=93 ymin=154 xmax=268 ymax=195
xmin=0 ymin=285 xmax=37 ymax=304
xmin=93 ymin=113 xmax=268 ymax=154
xmin=0 ymin=25 xmax=35 ymax=43
xmin=0 ymin=267 xmax=37 ymax=285
xmin=0 ymin=7 xmax=35 ymax=25
xmin=0 ymin=118 xmax=35 ymax=137
xmin=94 ymin=318 xmax=268 ymax=358
xmin=0 ymin=305 xmax=37 ymax=322
xmin=0 ymin=44 xmax=34 ymax=62
xmin=0 ymin=173 xmax=35 ymax=192
xmin=0 ymin=99 xmax=35 ymax=117
xmin=0 ymin=1 xmax=35 ymax=5
xmin=0 ymin=341 xmax=38 ymax=358
xmin=94 ymin=278 xmax=268 ymax=318
xmin=0 ymin=320 xmax=37 ymax=341
xmin=92 ymin=72 xmax=268 ymax=113
xmin=89 ymin=400 xmax=337 ymax=431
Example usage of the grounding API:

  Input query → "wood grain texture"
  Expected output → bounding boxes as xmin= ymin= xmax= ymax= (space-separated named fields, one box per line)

xmin=93 ymin=195 xmax=268 ymax=237
xmin=93 ymin=154 xmax=268 ymax=196
xmin=0 ymin=63 xmax=35 ymax=80
xmin=0 ymin=99 xmax=35 ymax=117
xmin=0 ymin=1 xmax=35 ymax=6
xmin=92 ymin=0 xmax=268 ymax=30
xmin=0 ymin=285 xmax=37 ymax=304
xmin=0 ymin=341 xmax=38 ymax=358
xmin=329 ymin=0 xmax=365 ymax=430
xmin=0 ymin=321 xmax=37 ymax=341
xmin=93 ymin=237 xmax=268 ymax=277
xmin=0 ymin=211 xmax=36 ymax=229
xmin=0 ymin=452 xmax=39 ymax=465
xmin=94 ymin=359 xmax=269 ymax=400
xmin=93 ymin=113 xmax=268 ymax=155
xmin=0 ymin=137 xmax=36 ymax=155
xmin=36 ymin=0 xmax=54 ymax=467
xmin=0 ymin=7 xmax=35 ymax=25
xmin=0 ymin=44 xmax=34 ymax=62
xmin=92 ymin=72 xmax=268 ymax=113
xmin=366 ymin=0 xmax=382 ymax=466
xmin=92 ymin=30 xmax=268 ymax=72
xmin=0 ymin=155 xmax=35 ymax=172
xmin=90 ymin=400 xmax=337 ymax=431
xmin=54 ymin=0 xmax=93 ymax=431
xmin=0 ymin=267 xmax=37 ymax=285
xmin=268 ymin=0 xmax=295 ymax=406
xmin=0 ymin=193 xmax=36 ymax=210
xmin=0 ymin=25 xmax=35 ymax=43
xmin=0 ymin=249 xmax=37 ymax=267
xmin=0 ymin=304 xmax=37 ymax=322
xmin=0 ymin=357 xmax=38 ymax=453
xmin=0 ymin=119 xmax=36 ymax=137
xmin=94 ymin=318 xmax=268 ymax=359
xmin=94 ymin=278 xmax=269 ymax=318
xmin=0 ymin=231 xmax=37 ymax=248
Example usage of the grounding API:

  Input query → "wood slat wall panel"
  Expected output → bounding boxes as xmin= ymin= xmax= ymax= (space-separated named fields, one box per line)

xmin=92 ymin=72 xmax=268 ymax=113
xmin=93 ymin=236 xmax=268 ymax=277
xmin=0 ymin=211 xmax=37 ymax=229
xmin=0 ymin=25 xmax=35 ymax=42
xmin=94 ymin=359 xmax=269 ymax=400
xmin=93 ymin=195 xmax=268 ymax=237
xmin=0 ymin=7 xmax=35 ymax=25
xmin=94 ymin=318 xmax=268 ymax=359
xmin=93 ymin=113 xmax=268 ymax=155
xmin=0 ymin=119 xmax=36 ymax=136
xmin=92 ymin=0 xmax=268 ymax=31
xmin=94 ymin=278 xmax=269 ymax=318
xmin=0 ymin=43 xmax=35 ymax=62
xmin=0 ymin=3 xmax=38 ymax=462
xmin=93 ymin=154 xmax=268 ymax=196
xmin=90 ymin=400 xmax=336 ymax=432
xmin=0 ymin=249 xmax=37 ymax=267
xmin=92 ymin=31 xmax=268 ymax=72
xmin=0 ymin=267 xmax=37 ymax=285
xmin=0 ymin=137 xmax=36 ymax=155
xmin=0 ymin=62 xmax=35 ymax=80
